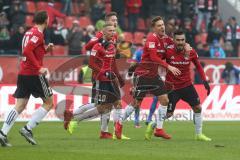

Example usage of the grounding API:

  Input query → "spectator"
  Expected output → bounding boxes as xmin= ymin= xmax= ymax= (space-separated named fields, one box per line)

xmin=9 ymin=2 xmax=25 ymax=31
xmin=45 ymin=0 xmax=66 ymax=44
xmin=48 ymin=21 xmax=66 ymax=45
xmin=132 ymin=36 xmax=146 ymax=62
xmin=207 ymin=16 xmax=223 ymax=44
xmin=61 ymin=0 xmax=72 ymax=16
xmin=224 ymin=41 xmax=234 ymax=57
xmin=221 ymin=62 xmax=240 ymax=84
xmin=117 ymin=41 xmax=132 ymax=58
xmin=196 ymin=0 xmax=218 ymax=32
xmin=111 ymin=0 xmax=125 ymax=29
xmin=90 ymin=0 xmax=105 ymax=24
xmin=78 ymin=58 xmax=92 ymax=84
xmin=8 ymin=25 xmax=25 ymax=54
xmin=0 ymin=27 xmax=10 ymax=40
xmin=148 ymin=0 xmax=165 ymax=17
xmin=165 ymin=17 xmax=177 ymax=37
xmin=165 ymin=0 xmax=181 ymax=19
xmin=67 ymin=20 xmax=83 ymax=55
xmin=224 ymin=16 xmax=240 ymax=57
xmin=82 ymin=25 xmax=95 ymax=45
xmin=0 ymin=12 xmax=9 ymax=28
xmin=197 ymin=43 xmax=210 ymax=57
xmin=183 ymin=17 xmax=198 ymax=48
xmin=46 ymin=0 xmax=66 ymax=28
xmin=126 ymin=0 xmax=142 ymax=32
xmin=209 ymin=40 xmax=226 ymax=58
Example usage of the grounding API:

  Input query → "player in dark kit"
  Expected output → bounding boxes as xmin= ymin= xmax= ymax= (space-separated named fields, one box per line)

xmin=64 ymin=23 xmax=124 ymax=139
xmin=0 ymin=11 xmax=54 ymax=147
xmin=159 ymin=29 xmax=211 ymax=141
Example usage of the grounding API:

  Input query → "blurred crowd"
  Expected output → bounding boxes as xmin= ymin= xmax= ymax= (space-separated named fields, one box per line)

xmin=0 ymin=0 xmax=239 ymax=58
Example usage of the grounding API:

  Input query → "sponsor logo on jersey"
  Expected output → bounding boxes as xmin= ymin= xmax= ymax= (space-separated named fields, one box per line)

xmin=149 ymin=42 xmax=155 ymax=48
xmin=170 ymin=61 xmax=190 ymax=65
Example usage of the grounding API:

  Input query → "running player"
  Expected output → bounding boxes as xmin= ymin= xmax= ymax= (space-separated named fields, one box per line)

xmin=153 ymin=29 xmax=211 ymax=141
xmin=0 ymin=11 xmax=54 ymax=147
xmin=65 ymin=12 xmax=128 ymax=139
xmin=64 ymin=23 xmax=124 ymax=139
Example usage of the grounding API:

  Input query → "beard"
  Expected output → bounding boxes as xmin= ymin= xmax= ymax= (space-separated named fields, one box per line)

xmin=176 ymin=45 xmax=184 ymax=51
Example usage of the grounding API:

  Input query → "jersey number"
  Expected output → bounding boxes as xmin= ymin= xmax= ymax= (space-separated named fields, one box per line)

xmin=22 ymin=35 xmax=30 ymax=51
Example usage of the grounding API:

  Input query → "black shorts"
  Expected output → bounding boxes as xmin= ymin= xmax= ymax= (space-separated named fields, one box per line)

xmin=91 ymin=79 xmax=96 ymax=103
xmin=13 ymin=75 xmax=53 ymax=99
xmin=133 ymin=75 xmax=173 ymax=100
xmin=167 ymin=85 xmax=200 ymax=113
xmin=94 ymin=80 xmax=120 ymax=105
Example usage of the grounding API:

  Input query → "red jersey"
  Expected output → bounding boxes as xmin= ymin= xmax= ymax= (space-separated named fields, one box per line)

xmin=164 ymin=47 xmax=207 ymax=90
xmin=135 ymin=33 xmax=173 ymax=77
xmin=89 ymin=43 xmax=118 ymax=81
xmin=85 ymin=31 xmax=118 ymax=80
xmin=19 ymin=26 xmax=46 ymax=75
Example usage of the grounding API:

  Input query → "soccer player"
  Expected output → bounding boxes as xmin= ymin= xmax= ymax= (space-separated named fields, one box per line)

xmin=155 ymin=29 xmax=211 ymax=141
xmin=0 ymin=11 xmax=54 ymax=147
xmin=64 ymin=23 xmax=124 ymax=139
xmin=66 ymin=12 xmax=127 ymax=139
xmin=123 ymin=16 xmax=181 ymax=140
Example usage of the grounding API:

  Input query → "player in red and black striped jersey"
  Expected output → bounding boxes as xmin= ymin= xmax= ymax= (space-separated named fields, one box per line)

xmin=64 ymin=23 xmax=125 ymax=139
xmin=122 ymin=16 xmax=182 ymax=140
xmin=0 ymin=11 xmax=54 ymax=147
xmin=162 ymin=30 xmax=211 ymax=141
xmin=66 ymin=12 xmax=128 ymax=139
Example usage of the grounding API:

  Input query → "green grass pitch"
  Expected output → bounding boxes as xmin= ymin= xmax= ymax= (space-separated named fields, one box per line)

xmin=0 ymin=121 xmax=240 ymax=160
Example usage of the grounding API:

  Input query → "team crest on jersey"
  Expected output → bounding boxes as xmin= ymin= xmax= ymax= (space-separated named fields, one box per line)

xmin=170 ymin=56 xmax=175 ymax=59
xmin=30 ymin=36 xmax=39 ymax=43
xmin=149 ymin=42 xmax=155 ymax=48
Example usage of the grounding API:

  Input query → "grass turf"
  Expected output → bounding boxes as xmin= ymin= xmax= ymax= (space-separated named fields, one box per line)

xmin=0 ymin=121 xmax=240 ymax=160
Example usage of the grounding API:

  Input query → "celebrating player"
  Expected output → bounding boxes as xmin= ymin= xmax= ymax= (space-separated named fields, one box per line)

xmin=123 ymin=16 xmax=181 ymax=140
xmin=64 ymin=23 xmax=124 ymax=139
xmin=0 ymin=11 xmax=54 ymax=147
xmin=154 ymin=29 xmax=211 ymax=141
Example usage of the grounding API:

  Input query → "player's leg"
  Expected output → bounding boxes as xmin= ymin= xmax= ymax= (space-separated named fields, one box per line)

xmin=154 ymin=94 xmax=171 ymax=139
xmin=0 ymin=75 xmax=31 ymax=147
xmin=20 ymin=95 xmax=53 ymax=145
xmin=112 ymin=101 xmax=130 ymax=140
xmin=64 ymin=79 xmax=97 ymax=132
xmin=122 ymin=75 xmax=145 ymax=121
xmin=146 ymin=96 xmax=158 ymax=125
xmin=99 ymin=112 xmax=112 ymax=138
xmin=0 ymin=98 xmax=29 ymax=147
xmin=19 ymin=75 xmax=53 ymax=145
xmin=181 ymin=85 xmax=211 ymax=141
xmin=134 ymin=107 xmax=141 ymax=128
xmin=145 ymin=76 xmax=173 ymax=140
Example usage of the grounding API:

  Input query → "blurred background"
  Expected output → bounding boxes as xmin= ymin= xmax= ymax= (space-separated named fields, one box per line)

xmin=0 ymin=0 xmax=239 ymax=86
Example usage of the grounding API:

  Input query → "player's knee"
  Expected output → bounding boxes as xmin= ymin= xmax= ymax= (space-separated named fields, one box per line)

xmin=193 ymin=105 xmax=202 ymax=113
xmin=43 ymin=96 xmax=54 ymax=111
xmin=158 ymin=95 xmax=169 ymax=106
xmin=15 ymin=99 xmax=28 ymax=113
xmin=113 ymin=100 xmax=122 ymax=109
